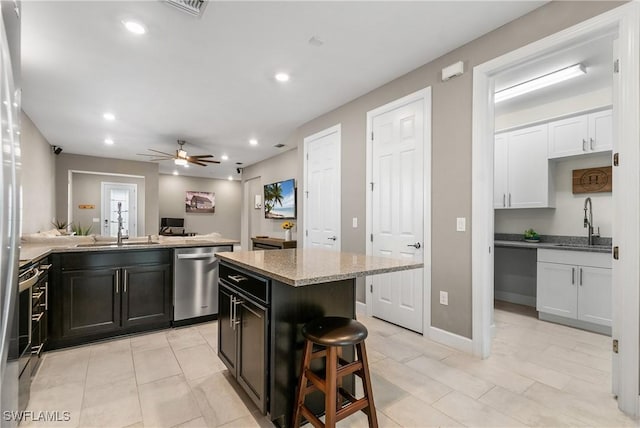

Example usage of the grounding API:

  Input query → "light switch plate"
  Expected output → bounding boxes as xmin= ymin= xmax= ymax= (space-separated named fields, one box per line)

xmin=440 ymin=291 xmax=449 ymax=305
xmin=352 ymin=217 xmax=358 ymax=228
xmin=92 ymin=218 xmax=100 ymax=223
xmin=456 ymin=217 xmax=466 ymax=232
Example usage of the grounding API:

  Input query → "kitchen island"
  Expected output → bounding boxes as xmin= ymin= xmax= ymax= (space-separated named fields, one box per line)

xmin=215 ymin=248 xmax=422 ymax=428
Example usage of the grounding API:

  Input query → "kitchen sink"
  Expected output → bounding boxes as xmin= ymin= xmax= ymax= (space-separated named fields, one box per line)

xmin=75 ymin=241 xmax=160 ymax=248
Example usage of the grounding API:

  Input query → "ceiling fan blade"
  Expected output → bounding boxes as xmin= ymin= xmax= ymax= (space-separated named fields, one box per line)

xmin=148 ymin=149 xmax=175 ymax=157
xmin=196 ymin=159 xmax=220 ymax=164
xmin=188 ymin=160 xmax=208 ymax=167
xmin=189 ymin=154 xmax=215 ymax=159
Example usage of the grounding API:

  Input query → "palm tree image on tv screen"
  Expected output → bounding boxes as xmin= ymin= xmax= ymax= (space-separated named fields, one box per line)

xmin=264 ymin=178 xmax=296 ymax=219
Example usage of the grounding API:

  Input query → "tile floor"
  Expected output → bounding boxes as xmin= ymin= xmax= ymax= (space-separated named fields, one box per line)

xmin=24 ymin=303 xmax=637 ymax=427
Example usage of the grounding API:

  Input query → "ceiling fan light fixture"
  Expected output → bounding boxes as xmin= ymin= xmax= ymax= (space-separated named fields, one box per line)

xmin=495 ymin=63 xmax=586 ymax=103
xmin=174 ymin=158 xmax=187 ymax=166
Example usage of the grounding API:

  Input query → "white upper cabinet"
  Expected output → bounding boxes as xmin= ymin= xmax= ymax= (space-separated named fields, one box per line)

xmin=548 ymin=109 xmax=612 ymax=159
xmin=494 ymin=124 xmax=554 ymax=209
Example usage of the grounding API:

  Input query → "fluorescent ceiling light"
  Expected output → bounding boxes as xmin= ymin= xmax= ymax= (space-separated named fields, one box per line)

xmin=174 ymin=158 xmax=187 ymax=166
xmin=122 ymin=20 xmax=146 ymax=35
xmin=495 ymin=64 xmax=586 ymax=103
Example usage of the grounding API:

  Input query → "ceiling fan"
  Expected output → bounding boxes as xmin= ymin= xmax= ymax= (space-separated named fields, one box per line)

xmin=137 ymin=140 xmax=220 ymax=167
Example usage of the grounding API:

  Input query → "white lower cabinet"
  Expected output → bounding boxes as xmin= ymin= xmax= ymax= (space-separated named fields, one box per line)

xmin=537 ymin=249 xmax=612 ymax=328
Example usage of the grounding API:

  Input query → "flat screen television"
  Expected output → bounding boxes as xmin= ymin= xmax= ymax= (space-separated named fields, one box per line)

xmin=264 ymin=178 xmax=296 ymax=219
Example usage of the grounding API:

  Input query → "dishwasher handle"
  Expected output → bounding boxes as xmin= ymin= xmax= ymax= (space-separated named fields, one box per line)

xmin=176 ymin=253 xmax=219 ymax=260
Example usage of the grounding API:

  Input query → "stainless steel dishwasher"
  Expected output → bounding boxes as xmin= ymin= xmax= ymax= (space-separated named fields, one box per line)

xmin=174 ymin=246 xmax=232 ymax=323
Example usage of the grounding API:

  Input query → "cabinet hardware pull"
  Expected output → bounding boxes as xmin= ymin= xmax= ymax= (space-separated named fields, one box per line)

xmin=32 ymin=313 xmax=44 ymax=322
xmin=571 ymin=267 xmax=575 ymax=284
xmin=115 ymin=271 xmax=120 ymax=293
xmin=229 ymin=296 xmax=235 ymax=329
xmin=582 ymin=139 xmax=587 ymax=151
xmin=39 ymin=264 xmax=52 ymax=270
xmin=31 ymin=344 xmax=44 ymax=356
xmin=589 ymin=138 xmax=594 ymax=150
xmin=32 ymin=291 xmax=44 ymax=300
xmin=503 ymin=194 xmax=506 ymax=207
xmin=229 ymin=274 xmax=248 ymax=283
xmin=124 ymin=272 xmax=128 ymax=293
xmin=508 ymin=193 xmax=511 ymax=207
xmin=579 ymin=267 xmax=583 ymax=286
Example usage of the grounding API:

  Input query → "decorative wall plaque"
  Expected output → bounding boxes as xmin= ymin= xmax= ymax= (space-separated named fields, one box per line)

xmin=572 ymin=166 xmax=612 ymax=194
xmin=78 ymin=204 xmax=96 ymax=209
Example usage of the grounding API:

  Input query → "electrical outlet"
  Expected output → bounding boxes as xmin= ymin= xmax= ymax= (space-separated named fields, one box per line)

xmin=352 ymin=217 xmax=358 ymax=228
xmin=456 ymin=217 xmax=466 ymax=232
xmin=439 ymin=291 xmax=449 ymax=305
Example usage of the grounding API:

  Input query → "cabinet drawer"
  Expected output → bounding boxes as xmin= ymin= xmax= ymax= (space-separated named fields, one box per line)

xmin=59 ymin=249 xmax=172 ymax=270
xmin=537 ymin=249 xmax=611 ymax=268
xmin=220 ymin=263 xmax=269 ymax=305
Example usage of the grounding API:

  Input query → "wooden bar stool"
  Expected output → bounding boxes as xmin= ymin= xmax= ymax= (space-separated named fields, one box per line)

xmin=292 ymin=317 xmax=378 ymax=428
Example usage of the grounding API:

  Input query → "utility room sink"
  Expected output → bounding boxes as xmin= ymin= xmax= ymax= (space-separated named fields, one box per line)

xmin=75 ymin=241 xmax=160 ymax=248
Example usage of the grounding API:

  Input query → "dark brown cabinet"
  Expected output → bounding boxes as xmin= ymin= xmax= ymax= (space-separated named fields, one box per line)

xmin=50 ymin=249 xmax=172 ymax=349
xmin=218 ymin=264 xmax=269 ymax=413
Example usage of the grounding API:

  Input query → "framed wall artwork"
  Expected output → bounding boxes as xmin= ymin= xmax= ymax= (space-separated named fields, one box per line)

xmin=185 ymin=191 xmax=215 ymax=213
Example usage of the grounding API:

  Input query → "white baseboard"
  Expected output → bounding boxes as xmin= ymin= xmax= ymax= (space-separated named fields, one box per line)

xmin=429 ymin=326 xmax=473 ymax=353
xmin=495 ymin=291 xmax=536 ymax=307
xmin=356 ymin=301 xmax=367 ymax=316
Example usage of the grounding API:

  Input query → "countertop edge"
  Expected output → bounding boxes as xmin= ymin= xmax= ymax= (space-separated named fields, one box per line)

xmin=494 ymin=240 xmax=612 ymax=253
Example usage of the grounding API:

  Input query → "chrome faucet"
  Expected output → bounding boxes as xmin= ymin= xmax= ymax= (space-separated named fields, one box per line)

xmin=583 ymin=197 xmax=600 ymax=245
xmin=115 ymin=202 xmax=129 ymax=245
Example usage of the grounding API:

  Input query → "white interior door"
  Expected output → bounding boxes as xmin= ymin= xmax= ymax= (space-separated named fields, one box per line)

xmin=101 ymin=182 xmax=137 ymax=237
xmin=304 ymin=125 xmax=341 ymax=250
xmin=370 ymin=99 xmax=425 ymax=333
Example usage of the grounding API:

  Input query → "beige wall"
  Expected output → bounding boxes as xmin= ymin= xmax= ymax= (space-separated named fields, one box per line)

xmin=20 ymin=112 xmax=56 ymax=233
xmin=158 ymin=174 xmax=241 ymax=239
xmin=262 ymin=1 xmax=622 ymax=338
xmin=71 ymin=173 xmax=145 ymax=236
xmin=55 ymin=153 xmax=159 ymax=235
xmin=241 ymin=149 xmax=299 ymax=246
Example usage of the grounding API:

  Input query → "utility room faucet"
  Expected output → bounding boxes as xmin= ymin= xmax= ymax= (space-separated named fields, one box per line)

xmin=583 ymin=197 xmax=600 ymax=245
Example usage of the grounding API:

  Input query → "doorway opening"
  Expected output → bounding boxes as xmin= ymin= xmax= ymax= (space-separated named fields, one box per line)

xmin=472 ymin=3 xmax=640 ymax=417
xmin=101 ymin=182 xmax=138 ymax=237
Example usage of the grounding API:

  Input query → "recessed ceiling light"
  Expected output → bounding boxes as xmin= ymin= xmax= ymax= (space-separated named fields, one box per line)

xmin=227 ymin=176 xmax=233 ymax=181
xmin=184 ymin=164 xmax=189 ymax=168
xmin=103 ymin=112 xmax=115 ymax=121
xmin=104 ymin=138 xmax=114 ymax=145
xmin=173 ymin=170 xmax=179 ymax=176
xmin=249 ymin=139 xmax=258 ymax=146
xmin=221 ymin=155 xmax=229 ymax=161
xmin=122 ymin=20 xmax=146 ymax=35
xmin=275 ymin=72 xmax=290 ymax=82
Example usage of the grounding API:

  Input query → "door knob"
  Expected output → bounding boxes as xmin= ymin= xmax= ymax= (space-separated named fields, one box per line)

xmin=328 ymin=236 xmax=337 ymax=241
xmin=407 ymin=242 xmax=421 ymax=249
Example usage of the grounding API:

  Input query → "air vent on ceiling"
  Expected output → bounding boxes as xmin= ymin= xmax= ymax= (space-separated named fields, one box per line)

xmin=274 ymin=143 xmax=286 ymax=148
xmin=165 ymin=0 xmax=208 ymax=17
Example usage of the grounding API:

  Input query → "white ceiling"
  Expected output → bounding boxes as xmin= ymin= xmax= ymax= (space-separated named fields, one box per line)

xmin=22 ymin=1 xmax=547 ymax=179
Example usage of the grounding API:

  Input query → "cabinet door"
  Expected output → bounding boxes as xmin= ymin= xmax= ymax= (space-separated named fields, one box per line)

xmin=578 ymin=266 xmax=612 ymax=326
xmin=61 ymin=268 xmax=120 ymax=337
xmin=507 ymin=124 xmax=551 ymax=208
xmin=218 ymin=285 xmax=237 ymax=372
xmin=237 ymin=300 xmax=268 ymax=413
xmin=536 ymin=262 xmax=577 ymax=318
xmin=121 ymin=264 xmax=172 ymax=328
xmin=548 ymin=114 xmax=588 ymax=158
xmin=493 ymin=133 xmax=508 ymax=209
xmin=588 ymin=110 xmax=613 ymax=153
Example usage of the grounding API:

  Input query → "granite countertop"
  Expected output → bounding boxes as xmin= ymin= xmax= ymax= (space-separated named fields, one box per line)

xmin=216 ymin=248 xmax=423 ymax=287
xmin=19 ymin=236 xmax=239 ymax=267
xmin=494 ymin=234 xmax=612 ymax=254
